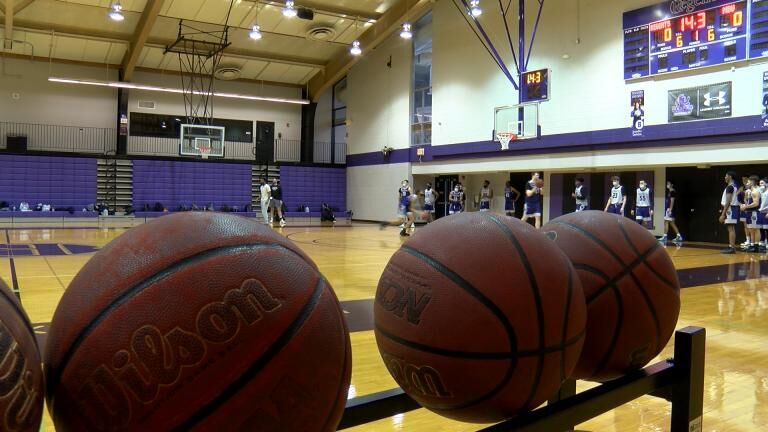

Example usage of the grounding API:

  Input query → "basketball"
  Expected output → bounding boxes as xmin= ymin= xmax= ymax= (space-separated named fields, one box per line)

xmin=535 ymin=178 xmax=544 ymax=188
xmin=374 ymin=212 xmax=586 ymax=423
xmin=44 ymin=213 xmax=351 ymax=431
xmin=542 ymin=210 xmax=680 ymax=382
xmin=0 ymin=279 xmax=44 ymax=432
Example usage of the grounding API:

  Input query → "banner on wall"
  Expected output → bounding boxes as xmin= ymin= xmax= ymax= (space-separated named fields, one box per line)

xmin=631 ymin=90 xmax=645 ymax=137
xmin=668 ymin=82 xmax=731 ymax=123
xmin=762 ymin=72 xmax=768 ymax=128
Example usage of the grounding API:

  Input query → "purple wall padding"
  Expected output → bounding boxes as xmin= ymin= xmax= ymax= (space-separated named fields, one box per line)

xmin=280 ymin=165 xmax=346 ymax=212
xmin=549 ymin=174 xmax=564 ymax=219
xmin=133 ymin=160 xmax=251 ymax=209
xmin=0 ymin=155 xmax=96 ymax=207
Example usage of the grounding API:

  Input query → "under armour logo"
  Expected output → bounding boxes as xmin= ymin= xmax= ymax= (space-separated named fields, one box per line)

xmin=703 ymin=91 xmax=727 ymax=107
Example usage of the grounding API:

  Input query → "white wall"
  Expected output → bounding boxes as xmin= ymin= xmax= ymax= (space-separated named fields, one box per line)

xmin=129 ymin=71 xmax=303 ymax=140
xmin=348 ymin=163 xmax=411 ymax=221
xmin=0 ymin=57 xmax=118 ymax=128
xmin=347 ymin=34 xmax=412 ymax=155
xmin=430 ymin=0 xmax=767 ymax=145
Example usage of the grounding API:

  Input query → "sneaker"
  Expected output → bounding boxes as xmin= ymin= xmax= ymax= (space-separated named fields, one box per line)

xmin=659 ymin=235 xmax=668 ymax=242
xmin=400 ymin=229 xmax=410 ymax=237
xmin=741 ymin=241 xmax=751 ymax=247
xmin=741 ymin=243 xmax=752 ymax=250
xmin=399 ymin=223 xmax=405 ymax=228
xmin=750 ymin=244 xmax=761 ymax=253
xmin=674 ymin=234 xmax=683 ymax=242
xmin=721 ymin=247 xmax=736 ymax=254
xmin=279 ymin=218 xmax=286 ymax=227
xmin=760 ymin=244 xmax=768 ymax=252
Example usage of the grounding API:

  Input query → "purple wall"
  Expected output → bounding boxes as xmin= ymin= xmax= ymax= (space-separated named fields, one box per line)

xmin=549 ymin=174 xmax=564 ymax=219
xmin=0 ymin=155 xmax=95 ymax=207
xmin=133 ymin=160 xmax=251 ymax=209
xmin=280 ymin=166 xmax=346 ymax=212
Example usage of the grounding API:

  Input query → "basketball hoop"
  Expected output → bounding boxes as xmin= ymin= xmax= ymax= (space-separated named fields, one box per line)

xmin=496 ymin=132 xmax=518 ymax=150
xmin=199 ymin=144 xmax=211 ymax=159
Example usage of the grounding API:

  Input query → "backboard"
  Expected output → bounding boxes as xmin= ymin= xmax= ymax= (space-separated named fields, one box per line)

xmin=180 ymin=124 xmax=225 ymax=158
xmin=493 ymin=102 xmax=540 ymax=149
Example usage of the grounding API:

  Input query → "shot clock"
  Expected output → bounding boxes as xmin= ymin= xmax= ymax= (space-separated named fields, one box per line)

xmin=623 ymin=0 xmax=766 ymax=79
xmin=520 ymin=69 xmax=550 ymax=103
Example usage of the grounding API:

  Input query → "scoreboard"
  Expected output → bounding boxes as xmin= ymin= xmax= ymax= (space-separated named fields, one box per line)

xmin=520 ymin=69 xmax=549 ymax=102
xmin=624 ymin=0 xmax=768 ymax=79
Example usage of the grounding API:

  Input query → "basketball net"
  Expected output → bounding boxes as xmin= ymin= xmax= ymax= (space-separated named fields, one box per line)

xmin=199 ymin=145 xmax=211 ymax=159
xmin=496 ymin=132 xmax=517 ymax=151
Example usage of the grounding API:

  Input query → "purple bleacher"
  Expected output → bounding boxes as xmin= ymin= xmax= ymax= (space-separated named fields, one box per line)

xmin=280 ymin=165 xmax=346 ymax=213
xmin=0 ymin=154 xmax=96 ymax=210
xmin=132 ymin=160 xmax=252 ymax=210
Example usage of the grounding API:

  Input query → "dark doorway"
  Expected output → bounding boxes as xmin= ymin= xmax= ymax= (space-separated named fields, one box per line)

xmin=433 ymin=175 xmax=459 ymax=220
xmin=255 ymin=121 xmax=275 ymax=164
xmin=667 ymin=165 xmax=768 ymax=243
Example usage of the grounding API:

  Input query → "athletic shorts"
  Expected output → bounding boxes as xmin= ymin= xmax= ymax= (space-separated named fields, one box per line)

xmin=449 ymin=202 xmax=461 ymax=215
xmin=725 ymin=205 xmax=740 ymax=225
xmin=523 ymin=202 xmax=541 ymax=217
xmin=505 ymin=202 xmax=515 ymax=212
xmin=664 ymin=208 xmax=675 ymax=221
xmin=740 ymin=210 xmax=747 ymax=222
xmin=762 ymin=211 xmax=768 ymax=229
xmin=575 ymin=203 xmax=588 ymax=212
xmin=398 ymin=204 xmax=408 ymax=217
xmin=479 ymin=201 xmax=490 ymax=211
xmin=635 ymin=206 xmax=651 ymax=221
xmin=747 ymin=210 xmax=761 ymax=229
xmin=424 ymin=203 xmax=434 ymax=213
xmin=269 ymin=199 xmax=283 ymax=209
xmin=607 ymin=204 xmax=623 ymax=215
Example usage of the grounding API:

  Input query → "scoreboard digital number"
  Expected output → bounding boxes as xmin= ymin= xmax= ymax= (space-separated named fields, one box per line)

xmin=623 ymin=0 xmax=768 ymax=79
xmin=520 ymin=69 xmax=549 ymax=102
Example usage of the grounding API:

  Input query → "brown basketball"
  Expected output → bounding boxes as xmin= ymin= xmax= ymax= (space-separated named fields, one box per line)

xmin=0 ymin=279 xmax=43 ymax=432
xmin=542 ymin=210 xmax=680 ymax=382
xmin=374 ymin=212 xmax=586 ymax=423
xmin=44 ymin=212 xmax=351 ymax=431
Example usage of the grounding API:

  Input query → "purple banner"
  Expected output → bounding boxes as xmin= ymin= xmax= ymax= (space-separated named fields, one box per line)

xmin=631 ymin=90 xmax=646 ymax=137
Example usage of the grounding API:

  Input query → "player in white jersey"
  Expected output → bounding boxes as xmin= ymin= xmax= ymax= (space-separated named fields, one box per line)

xmin=572 ymin=177 xmax=588 ymax=212
xmin=759 ymin=178 xmax=768 ymax=252
xmin=603 ymin=175 xmax=626 ymax=216
xmin=631 ymin=180 xmax=653 ymax=229
xmin=479 ymin=180 xmax=493 ymax=212
xmin=740 ymin=175 xmax=762 ymax=253
xmin=421 ymin=183 xmax=439 ymax=223
xmin=449 ymin=185 xmax=463 ymax=215
xmin=719 ymin=171 xmax=740 ymax=254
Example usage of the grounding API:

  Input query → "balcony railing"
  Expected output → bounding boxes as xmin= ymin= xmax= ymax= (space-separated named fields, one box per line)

xmin=0 ymin=122 xmax=116 ymax=154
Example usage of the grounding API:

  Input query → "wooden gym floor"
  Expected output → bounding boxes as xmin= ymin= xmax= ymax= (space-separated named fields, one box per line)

xmin=2 ymin=222 xmax=766 ymax=431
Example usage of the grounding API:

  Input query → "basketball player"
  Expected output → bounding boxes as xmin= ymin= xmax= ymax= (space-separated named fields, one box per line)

xmin=270 ymin=179 xmax=286 ymax=227
xmin=521 ymin=172 xmax=543 ymax=228
xmin=739 ymin=175 xmax=752 ymax=250
xmin=381 ymin=189 xmax=418 ymax=237
xmin=631 ymin=179 xmax=653 ymax=229
xmin=449 ymin=185 xmax=462 ymax=215
xmin=421 ymin=183 xmax=439 ymax=223
xmin=397 ymin=179 xmax=412 ymax=229
xmin=458 ymin=183 xmax=467 ymax=212
xmin=740 ymin=175 xmax=762 ymax=253
xmin=719 ymin=171 xmax=740 ymax=254
xmin=259 ymin=177 xmax=271 ymax=226
xmin=504 ymin=181 xmax=521 ymax=217
xmin=759 ymin=178 xmax=768 ymax=252
xmin=659 ymin=180 xmax=683 ymax=243
xmin=572 ymin=177 xmax=588 ymax=212
xmin=479 ymin=180 xmax=493 ymax=212
xmin=604 ymin=176 xmax=627 ymax=216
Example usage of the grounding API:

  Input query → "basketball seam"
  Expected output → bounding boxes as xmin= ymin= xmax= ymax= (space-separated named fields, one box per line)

xmin=172 ymin=277 xmax=326 ymax=431
xmin=486 ymin=214 xmax=547 ymax=411
xmin=576 ymin=243 xmax=663 ymax=304
xmin=397 ymin=245 xmax=519 ymax=411
xmin=47 ymin=243 xmax=306 ymax=405
xmin=559 ymin=268 xmax=574 ymax=382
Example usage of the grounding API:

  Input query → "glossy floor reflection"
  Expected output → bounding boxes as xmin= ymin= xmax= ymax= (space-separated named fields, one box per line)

xmin=3 ymin=224 xmax=767 ymax=431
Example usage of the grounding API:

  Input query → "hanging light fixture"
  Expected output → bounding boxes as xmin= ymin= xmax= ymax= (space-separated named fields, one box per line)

xmin=400 ymin=22 xmax=413 ymax=39
xmin=107 ymin=1 xmax=125 ymax=21
xmin=282 ymin=0 xmax=298 ymax=18
xmin=469 ymin=0 xmax=482 ymax=17
xmin=350 ymin=40 xmax=362 ymax=56
xmin=249 ymin=25 xmax=263 ymax=40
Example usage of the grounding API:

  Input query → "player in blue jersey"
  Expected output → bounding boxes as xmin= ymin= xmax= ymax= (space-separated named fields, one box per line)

xmin=521 ymin=172 xmax=543 ymax=228
xmin=719 ymin=171 xmax=740 ymax=254
xmin=659 ymin=180 xmax=683 ymax=243
xmin=740 ymin=175 xmax=762 ymax=253
xmin=604 ymin=175 xmax=626 ymax=216
xmin=572 ymin=177 xmax=588 ymax=212
xmin=631 ymin=179 xmax=653 ymax=229
xmin=479 ymin=180 xmax=493 ymax=212
xmin=759 ymin=178 xmax=768 ymax=252
xmin=504 ymin=181 xmax=521 ymax=217
xmin=396 ymin=179 xmax=412 ymax=230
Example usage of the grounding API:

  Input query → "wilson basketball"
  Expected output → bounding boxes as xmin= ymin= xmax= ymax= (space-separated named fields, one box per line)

xmin=44 ymin=212 xmax=351 ymax=431
xmin=374 ymin=212 xmax=586 ymax=423
xmin=535 ymin=178 xmax=545 ymax=188
xmin=542 ymin=210 xmax=680 ymax=382
xmin=0 ymin=279 xmax=43 ymax=432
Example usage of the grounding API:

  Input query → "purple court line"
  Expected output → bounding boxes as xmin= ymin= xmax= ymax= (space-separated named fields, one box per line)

xmin=3 ymin=230 xmax=20 ymax=299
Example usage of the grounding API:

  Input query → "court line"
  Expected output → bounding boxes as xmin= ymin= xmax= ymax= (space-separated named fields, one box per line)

xmin=4 ymin=229 xmax=21 ymax=299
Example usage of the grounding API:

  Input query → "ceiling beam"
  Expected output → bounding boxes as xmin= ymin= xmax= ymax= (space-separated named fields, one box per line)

xmin=121 ymin=0 xmax=164 ymax=81
xmin=246 ymin=0 xmax=382 ymax=21
xmin=3 ymin=0 xmax=13 ymax=49
xmin=14 ymin=0 xmax=34 ymax=14
xmin=307 ymin=0 xmax=432 ymax=102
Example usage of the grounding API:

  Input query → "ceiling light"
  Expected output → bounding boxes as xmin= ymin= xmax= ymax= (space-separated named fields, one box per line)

xmin=400 ymin=23 xmax=413 ymax=39
xmin=249 ymin=25 xmax=262 ymax=40
xmin=469 ymin=0 xmax=482 ymax=17
xmin=350 ymin=40 xmax=362 ymax=56
xmin=108 ymin=2 xmax=125 ymax=21
xmin=282 ymin=0 xmax=297 ymax=18
xmin=47 ymin=77 xmax=310 ymax=105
